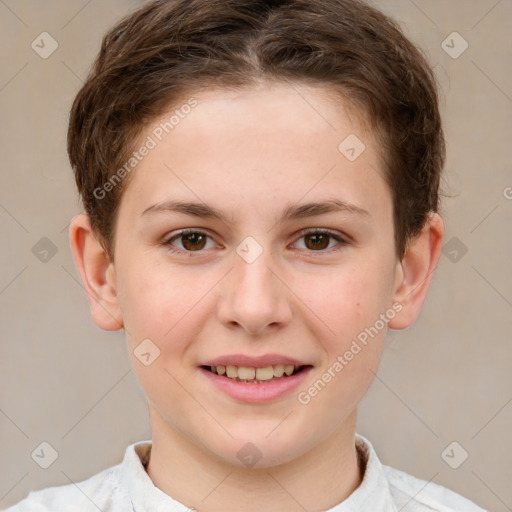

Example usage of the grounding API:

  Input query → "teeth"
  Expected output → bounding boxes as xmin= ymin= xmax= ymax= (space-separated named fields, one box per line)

xmin=209 ymin=364 xmax=302 ymax=382
xmin=273 ymin=364 xmax=284 ymax=377
xmin=226 ymin=365 xmax=237 ymax=378
xmin=284 ymin=365 xmax=294 ymax=376
xmin=238 ymin=366 xmax=256 ymax=380
xmin=255 ymin=366 xmax=274 ymax=380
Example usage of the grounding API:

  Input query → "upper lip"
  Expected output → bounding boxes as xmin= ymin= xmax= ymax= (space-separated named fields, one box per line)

xmin=201 ymin=354 xmax=311 ymax=368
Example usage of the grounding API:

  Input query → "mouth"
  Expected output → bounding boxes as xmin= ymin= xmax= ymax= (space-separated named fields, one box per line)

xmin=200 ymin=364 xmax=311 ymax=383
xmin=199 ymin=354 xmax=314 ymax=402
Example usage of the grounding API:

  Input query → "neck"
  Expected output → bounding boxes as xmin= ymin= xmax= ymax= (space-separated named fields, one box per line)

xmin=145 ymin=407 xmax=364 ymax=512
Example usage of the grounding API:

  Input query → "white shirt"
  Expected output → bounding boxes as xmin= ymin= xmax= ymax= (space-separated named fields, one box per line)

xmin=3 ymin=434 xmax=487 ymax=511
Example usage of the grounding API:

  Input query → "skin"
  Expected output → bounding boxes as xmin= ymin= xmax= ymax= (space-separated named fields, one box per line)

xmin=70 ymin=82 xmax=444 ymax=512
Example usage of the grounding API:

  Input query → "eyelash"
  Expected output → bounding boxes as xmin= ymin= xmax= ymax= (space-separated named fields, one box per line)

xmin=162 ymin=228 xmax=349 ymax=256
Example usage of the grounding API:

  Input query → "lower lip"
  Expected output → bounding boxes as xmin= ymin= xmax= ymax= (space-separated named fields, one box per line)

xmin=199 ymin=366 xmax=313 ymax=403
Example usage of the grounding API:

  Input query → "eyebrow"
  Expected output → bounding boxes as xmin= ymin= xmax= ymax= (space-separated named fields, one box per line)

xmin=141 ymin=198 xmax=370 ymax=224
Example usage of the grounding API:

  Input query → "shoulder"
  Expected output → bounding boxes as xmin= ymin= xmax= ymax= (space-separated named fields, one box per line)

xmin=2 ymin=463 xmax=128 ymax=512
xmin=382 ymin=464 xmax=487 ymax=512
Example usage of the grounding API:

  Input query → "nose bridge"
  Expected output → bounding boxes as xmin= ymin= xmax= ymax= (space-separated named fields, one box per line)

xmin=236 ymin=244 xmax=274 ymax=294
xmin=217 ymin=237 xmax=291 ymax=334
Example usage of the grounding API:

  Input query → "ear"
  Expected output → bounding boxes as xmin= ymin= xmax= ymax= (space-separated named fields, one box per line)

xmin=387 ymin=212 xmax=445 ymax=330
xmin=69 ymin=213 xmax=123 ymax=331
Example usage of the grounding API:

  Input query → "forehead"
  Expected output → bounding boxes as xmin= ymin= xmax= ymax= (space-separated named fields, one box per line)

xmin=120 ymin=82 xmax=391 ymax=223
xmin=164 ymin=82 xmax=372 ymax=147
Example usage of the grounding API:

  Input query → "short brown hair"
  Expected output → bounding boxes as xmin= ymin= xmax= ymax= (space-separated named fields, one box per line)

xmin=67 ymin=0 xmax=445 ymax=261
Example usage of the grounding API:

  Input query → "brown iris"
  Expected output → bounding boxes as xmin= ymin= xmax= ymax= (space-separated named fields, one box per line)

xmin=181 ymin=232 xmax=207 ymax=251
xmin=303 ymin=233 xmax=330 ymax=251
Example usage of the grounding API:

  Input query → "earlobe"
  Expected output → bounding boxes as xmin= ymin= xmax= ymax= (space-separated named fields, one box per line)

xmin=387 ymin=212 xmax=445 ymax=330
xmin=69 ymin=213 xmax=124 ymax=331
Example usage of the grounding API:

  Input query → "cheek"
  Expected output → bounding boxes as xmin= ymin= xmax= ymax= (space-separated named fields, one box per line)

xmin=119 ymin=266 xmax=202 ymax=407
xmin=300 ymin=262 xmax=387 ymax=340
xmin=295 ymin=262 xmax=389 ymax=398
xmin=118 ymin=262 xmax=220 ymax=376
xmin=118 ymin=261 xmax=191 ymax=337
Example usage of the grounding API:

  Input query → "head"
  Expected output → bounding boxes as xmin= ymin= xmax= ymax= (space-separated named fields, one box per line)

xmin=68 ymin=0 xmax=445 ymax=469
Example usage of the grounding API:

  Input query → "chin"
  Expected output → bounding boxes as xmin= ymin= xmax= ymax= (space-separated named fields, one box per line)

xmin=206 ymin=434 xmax=308 ymax=470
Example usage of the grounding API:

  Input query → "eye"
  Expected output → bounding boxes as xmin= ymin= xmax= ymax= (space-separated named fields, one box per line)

xmin=162 ymin=228 xmax=349 ymax=256
xmin=163 ymin=229 xmax=217 ymax=254
xmin=292 ymin=228 xmax=349 ymax=252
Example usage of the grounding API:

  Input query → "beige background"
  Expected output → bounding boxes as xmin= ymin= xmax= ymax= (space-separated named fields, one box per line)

xmin=1 ymin=0 xmax=511 ymax=510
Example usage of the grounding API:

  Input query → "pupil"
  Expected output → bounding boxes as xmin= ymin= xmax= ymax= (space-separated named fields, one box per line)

xmin=183 ymin=233 xmax=206 ymax=250
xmin=307 ymin=234 xmax=329 ymax=250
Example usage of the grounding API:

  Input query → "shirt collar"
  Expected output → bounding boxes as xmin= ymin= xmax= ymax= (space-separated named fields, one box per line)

xmin=324 ymin=433 xmax=398 ymax=512
xmin=122 ymin=440 xmax=190 ymax=512
xmin=122 ymin=433 xmax=397 ymax=512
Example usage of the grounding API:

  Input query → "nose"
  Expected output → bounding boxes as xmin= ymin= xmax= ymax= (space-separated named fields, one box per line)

xmin=216 ymin=244 xmax=293 ymax=336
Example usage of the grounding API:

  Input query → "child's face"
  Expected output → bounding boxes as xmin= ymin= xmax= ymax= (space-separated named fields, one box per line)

xmin=111 ymin=83 xmax=403 ymax=466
